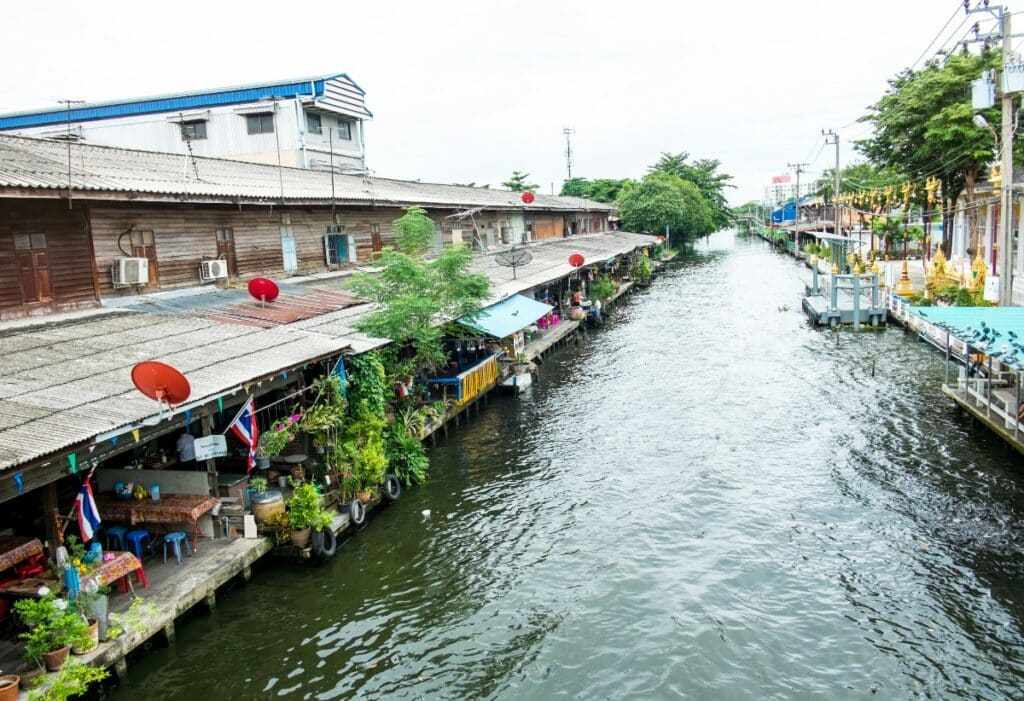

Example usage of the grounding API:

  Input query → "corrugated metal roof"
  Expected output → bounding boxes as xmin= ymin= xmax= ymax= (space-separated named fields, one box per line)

xmin=460 ymin=295 xmax=553 ymax=338
xmin=0 ymin=303 xmax=385 ymax=471
xmin=0 ymin=231 xmax=649 ymax=472
xmin=0 ymin=73 xmax=370 ymax=128
xmin=0 ymin=134 xmax=615 ymax=211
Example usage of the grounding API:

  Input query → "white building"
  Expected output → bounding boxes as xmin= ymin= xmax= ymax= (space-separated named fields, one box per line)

xmin=0 ymin=73 xmax=372 ymax=173
xmin=764 ymin=175 xmax=815 ymax=207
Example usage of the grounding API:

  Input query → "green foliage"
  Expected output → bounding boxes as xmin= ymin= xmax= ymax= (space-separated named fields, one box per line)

xmin=392 ymin=206 xmax=436 ymax=257
xmin=559 ymin=177 xmax=630 ymax=203
xmin=501 ymin=171 xmax=539 ymax=192
xmin=348 ymin=241 xmax=490 ymax=375
xmin=287 ymin=481 xmax=332 ymax=531
xmin=616 ymin=172 xmax=714 ymax=244
xmin=450 ymin=182 xmax=490 ymax=189
xmin=28 ymin=660 xmax=109 ymax=701
xmin=257 ymin=415 xmax=298 ymax=458
xmin=342 ymin=405 xmax=389 ymax=491
xmin=104 ymin=597 xmax=157 ymax=641
xmin=14 ymin=596 xmax=91 ymax=662
xmin=649 ymin=152 xmax=734 ymax=230
xmin=955 ymin=287 xmax=977 ymax=307
xmin=249 ymin=477 xmax=267 ymax=493
xmin=588 ymin=274 xmax=616 ymax=303
xmin=932 ymin=281 xmax=961 ymax=304
xmin=815 ymin=162 xmax=904 ymax=202
xmin=384 ymin=422 xmax=429 ymax=487
xmin=299 ymin=374 xmax=347 ymax=447
xmin=346 ymin=353 xmax=389 ymax=418
xmin=631 ymin=255 xmax=652 ymax=282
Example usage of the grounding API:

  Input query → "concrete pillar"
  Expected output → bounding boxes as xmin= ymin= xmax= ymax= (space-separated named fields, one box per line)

xmin=241 ymin=565 xmax=252 ymax=584
xmin=204 ymin=591 xmax=217 ymax=611
xmin=161 ymin=622 xmax=176 ymax=647
xmin=114 ymin=657 xmax=129 ymax=681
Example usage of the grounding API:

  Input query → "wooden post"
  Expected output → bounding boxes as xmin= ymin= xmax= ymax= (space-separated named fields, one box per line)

xmin=41 ymin=482 xmax=60 ymax=557
xmin=201 ymin=411 xmax=218 ymax=497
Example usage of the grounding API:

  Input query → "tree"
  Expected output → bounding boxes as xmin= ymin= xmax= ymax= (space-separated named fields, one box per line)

xmin=856 ymin=53 xmax=1003 ymax=255
xmin=451 ymin=182 xmax=490 ymax=189
xmin=502 ymin=171 xmax=539 ymax=192
xmin=559 ymin=177 xmax=630 ymax=203
xmin=650 ymin=152 xmax=735 ymax=230
xmin=616 ymin=172 xmax=714 ymax=243
xmin=347 ymin=208 xmax=491 ymax=375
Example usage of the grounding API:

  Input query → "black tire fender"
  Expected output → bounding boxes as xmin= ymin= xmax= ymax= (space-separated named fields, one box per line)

xmin=311 ymin=527 xmax=337 ymax=559
xmin=383 ymin=473 xmax=401 ymax=502
xmin=348 ymin=499 xmax=366 ymax=526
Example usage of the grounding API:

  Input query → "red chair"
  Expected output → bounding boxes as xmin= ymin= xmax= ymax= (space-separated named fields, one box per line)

xmin=15 ymin=554 xmax=44 ymax=580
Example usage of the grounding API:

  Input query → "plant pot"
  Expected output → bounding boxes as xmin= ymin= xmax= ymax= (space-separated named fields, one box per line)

xmin=251 ymin=489 xmax=285 ymax=525
xmin=42 ymin=645 xmax=70 ymax=671
xmin=278 ymin=475 xmax=289 ymax=489
xmin=0 ymin=675 xmax=19 ymax=701
xmin=256 ymin=456 xmax=271 ymax=469
xmin=290 ymin=466 xmax=305 ymax=483
xmin=356 ymin=490 xmax=373 ymax=505
xmin=72 ymin=618 xmax=100 ymax=655
xmin=89 ymin=594 xmax=109 ymax=641
xmin=314 ymin=445 xmax=325 ymax=455
xmin=289 ymin=527 xmax=312 ymax=548
xmin=17 ymin=664 xmax=43 ymax=691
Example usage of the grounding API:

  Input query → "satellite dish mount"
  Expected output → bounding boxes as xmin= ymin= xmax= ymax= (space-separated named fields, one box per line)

xmin=132 ymin=361 xmax=192 ymax=423
xmin=248 ymin=277 xmax=280 ymax=309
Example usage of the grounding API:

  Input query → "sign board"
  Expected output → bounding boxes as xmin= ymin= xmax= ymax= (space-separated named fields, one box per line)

xmin=193 ymin=434 xmax=228 ymax=461
xmin=984 ymin=274 xmax=1000 ymax=303
xmin=771 ymin=175 xmax=791 ymax=184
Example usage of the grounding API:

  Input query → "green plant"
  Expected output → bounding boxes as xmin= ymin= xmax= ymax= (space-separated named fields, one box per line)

xmin=384 ymin=423 xmax=429 ymax=487
xmin=933 ymin=281 xmax=961 ymax=304
xmin=632 ymin=255 xmax=652 ymax=281
xmin=346 ymin=353 xmax=390 ymax=420
xmin=300 ymin=374 xmax=347 ymax=448
xmin=258 ymin=414 xmax=300 ymax=458
xmin=104 ymin=597 xmax=157 ymax=641
xmin=28 ymin=660 xmax=109 ymax=701
xmin=249 ymin=477 xmax=268 ymax=493
xmin=288 ymin=481 xmax=332 ymax=531
xmin=589 ymin=274 xmax=616 ymax=303
xmin=14 ymin=596 xmax=91 ymax=662
xmin=395 ymin=405 xmax=429 ymax=439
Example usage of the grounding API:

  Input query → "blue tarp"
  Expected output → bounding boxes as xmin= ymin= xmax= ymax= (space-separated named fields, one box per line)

xmin=460 ymin=294 xmax=553 ymax=338
xmin=909 ymin=305 xmax=1024 ymax=366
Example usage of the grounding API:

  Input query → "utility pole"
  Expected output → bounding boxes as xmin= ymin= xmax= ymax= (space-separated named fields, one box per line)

xmin=823 ymin=129 xmax=840 ymax=234
xmin=58 ymin=99 xmax=84 ymax=210
xmin=786 ymin=162 xmax=809 ymax=254
xmin=999 ymin=9 xmax=1015 ymax=305
xmin=563 ymin=126 xmax=574 ymax=180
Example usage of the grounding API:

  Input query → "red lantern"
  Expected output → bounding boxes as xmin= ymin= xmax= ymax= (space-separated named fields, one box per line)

xmin=568 ymin=253 xmax=585 ymax=268
xmin=521 ymin=191 xmax=535 ymax=204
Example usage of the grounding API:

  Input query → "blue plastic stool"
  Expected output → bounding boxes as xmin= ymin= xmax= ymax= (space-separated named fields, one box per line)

xmin=162 ymin=532 xmax=192 ymax=564
xmin=124 ymin=530 xmax=152 ymax=558
xmin=104 ymin=525 xmax=129 ymax=551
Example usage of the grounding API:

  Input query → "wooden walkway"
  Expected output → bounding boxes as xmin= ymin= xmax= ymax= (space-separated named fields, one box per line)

xmin=942 ymin=380 xmax=1024 ymax=457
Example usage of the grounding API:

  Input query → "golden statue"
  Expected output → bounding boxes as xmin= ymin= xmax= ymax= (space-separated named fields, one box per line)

xmin=969 ymin=251 xmax=988 ymax=293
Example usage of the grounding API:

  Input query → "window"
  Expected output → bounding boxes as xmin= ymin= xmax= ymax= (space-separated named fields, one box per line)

xmin=246 ymin=113 xmax=274 ymax=135
xmin=306 ymin=112 xmax=322 ymax=134
xmin=180 ymin=120 xmax=207 ymax=140
xmin=338 ymin=120 xmax=352 ymax=140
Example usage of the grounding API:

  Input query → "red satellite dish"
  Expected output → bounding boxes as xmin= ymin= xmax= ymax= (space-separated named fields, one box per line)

xmin=248 ymin=277 xmax=280 ymax=303
xmin=521 ymin=192 xmax=535 ymax=204
xmin=132 ymin=361 xmax=191 ymax=408
xmin=568 ymin=253 xmax=585 ymax=268
xmin=657 ymin=235 xmax=666 ymax=243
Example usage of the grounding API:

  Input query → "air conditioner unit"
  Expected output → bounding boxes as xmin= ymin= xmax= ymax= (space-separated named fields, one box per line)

xmin=199 ymin=259 xmax=229 ymax=282
xmin=111 ymin=257 xmax=149 ymax=287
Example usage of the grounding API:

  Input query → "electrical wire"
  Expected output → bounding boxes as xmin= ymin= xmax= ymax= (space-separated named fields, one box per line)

xmin=909 ymin=1 xmax=971 ymax=72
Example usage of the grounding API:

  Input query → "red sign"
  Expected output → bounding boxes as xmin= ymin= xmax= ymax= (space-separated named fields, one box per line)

xmin=568 ymin=253 xmax=585 ymax=268
xmin=772 ymin=175 xmax=792 ymax=184
xmin=521 ymin=192 xmax=535 ymax=204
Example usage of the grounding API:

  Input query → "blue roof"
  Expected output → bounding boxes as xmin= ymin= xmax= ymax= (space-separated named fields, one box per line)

xmin=0 ymin=73 xmax=368 ymax=130
xmin=460 ymin=295 xmax=553 ymax=338
xmin=909 ymin=305 xmax=1024 ymax=366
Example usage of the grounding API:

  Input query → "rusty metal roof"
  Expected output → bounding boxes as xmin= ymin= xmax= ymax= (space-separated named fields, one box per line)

xmin=0 ymin=134 xmax=615 ymax=211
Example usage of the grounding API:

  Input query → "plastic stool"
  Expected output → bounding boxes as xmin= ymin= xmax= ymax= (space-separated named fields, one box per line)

xmin=162 ymin=532 xmax=193 ymax=564
xmin=116 ymin=563 xmax=148 ymax=593
xmin=124 ymin=530 xmax=152 ymax=558
xmin=104 ymin=525 xmax=129 ymax=551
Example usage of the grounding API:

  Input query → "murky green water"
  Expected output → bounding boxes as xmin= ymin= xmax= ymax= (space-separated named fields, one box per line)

xmin=110 ymin=232 xmax=1024 ymax=699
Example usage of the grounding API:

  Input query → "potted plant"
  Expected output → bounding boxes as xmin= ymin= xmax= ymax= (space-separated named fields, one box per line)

xmin=25 ymin=660 xmax=108 ymax=701
xmin=287 ymin=481 xmax=332 ymax=548
xmin=14 ymin=595 xmax=91 ymax=671
xmin=513 ymin=352 xmax=530 ymax=374
xmin=256 ymin=414 xmax=301 ymax=466
xmin=0 ymin=673 xmax=18 ymax=701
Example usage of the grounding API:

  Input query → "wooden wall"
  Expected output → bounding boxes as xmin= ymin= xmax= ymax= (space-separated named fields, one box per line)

xmin=0 ymin=200 xmax=98 ymax=319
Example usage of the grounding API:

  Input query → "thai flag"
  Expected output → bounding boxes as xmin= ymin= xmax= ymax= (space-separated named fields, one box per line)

xmin=228 ymin=395 xmax=259 ymax=471
xmin=75 ymin=479 xmax=102 ymax=543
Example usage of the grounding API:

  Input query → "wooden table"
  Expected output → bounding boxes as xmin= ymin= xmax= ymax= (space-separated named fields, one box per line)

xmin=96 ymin=494 xmax=218 ymax=550
xmin=87 ymin=551 xmax=143 ymax=588
xmin=0 ymin=536 xmax=44 ymax=574
xmin=0 ymin=577 xmax=58 ymax=598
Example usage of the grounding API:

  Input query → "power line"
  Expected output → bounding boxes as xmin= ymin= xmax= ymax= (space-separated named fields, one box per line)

xmin=909 ymin=1 xmax=969 ymax=71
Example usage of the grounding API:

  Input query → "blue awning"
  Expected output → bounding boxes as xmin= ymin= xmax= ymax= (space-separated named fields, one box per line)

xmin=909 ymin=305 xmax=1024 ymax=366
xmin=460 ymin=294 xmax=553 ymax=338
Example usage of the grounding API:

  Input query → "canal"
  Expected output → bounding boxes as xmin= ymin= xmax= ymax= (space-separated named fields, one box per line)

xmin=111 ymin=231 xmax=1024 ymax=699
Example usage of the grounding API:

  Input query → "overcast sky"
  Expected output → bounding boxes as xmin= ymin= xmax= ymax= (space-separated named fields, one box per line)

xmin=1 ymin=0 xmax=979 ymax=205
